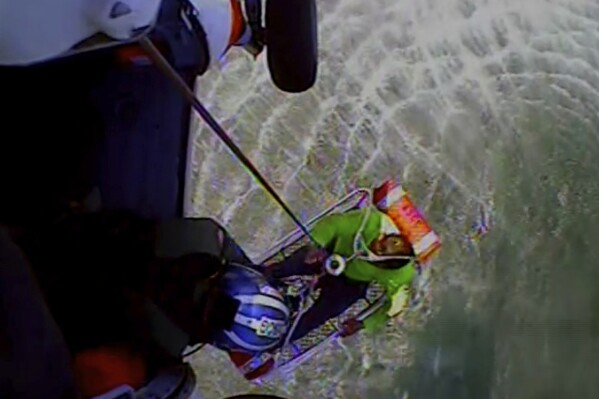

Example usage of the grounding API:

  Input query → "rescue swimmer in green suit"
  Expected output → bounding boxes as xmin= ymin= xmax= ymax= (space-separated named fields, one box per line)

xmin=265 ymin=205 xmax=417 ymax=338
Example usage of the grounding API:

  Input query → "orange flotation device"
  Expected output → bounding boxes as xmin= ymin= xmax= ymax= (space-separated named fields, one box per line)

xmin=372 ymin=180 xmax=441 ymax=264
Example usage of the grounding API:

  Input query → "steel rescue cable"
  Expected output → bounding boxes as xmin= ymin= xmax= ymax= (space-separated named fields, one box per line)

xmin=139 ymin=37 xmax=317 ymax=245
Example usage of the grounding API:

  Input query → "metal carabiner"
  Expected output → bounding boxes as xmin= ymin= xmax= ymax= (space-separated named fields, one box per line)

xmin=324 ymin=254 xmax=346 ymax=276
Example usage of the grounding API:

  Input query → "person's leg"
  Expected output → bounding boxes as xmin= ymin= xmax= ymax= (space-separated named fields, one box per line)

xmin=290 ymin=275 xmax=368 ymax=341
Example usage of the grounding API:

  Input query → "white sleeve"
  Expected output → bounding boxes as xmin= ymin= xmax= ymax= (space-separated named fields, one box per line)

xmin=0 ymin=0 xmax=161 ymax=66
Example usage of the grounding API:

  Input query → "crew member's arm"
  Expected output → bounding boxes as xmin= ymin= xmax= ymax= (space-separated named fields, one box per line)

xmin=264 ymin=209 xmax=369 ymax=280
xmin=264 ymin=212 xmax=342 ymax=279
xmin=264 ymin=246 xmax=320 ymax=279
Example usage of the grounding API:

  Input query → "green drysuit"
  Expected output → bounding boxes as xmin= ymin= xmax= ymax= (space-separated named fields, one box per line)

xmin=310 ymin=206 xmax=416 ymax=332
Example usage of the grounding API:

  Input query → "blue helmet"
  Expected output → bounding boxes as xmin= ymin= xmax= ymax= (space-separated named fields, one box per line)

xmin=214 ymin=264 xmax=290 ymax=353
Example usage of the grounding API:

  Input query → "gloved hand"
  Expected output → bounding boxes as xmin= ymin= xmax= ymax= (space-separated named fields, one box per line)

xmin=339 ymin=318 xmax=363 ymax=337
xmin=304 ymin=247 xmax=328 ymax=265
